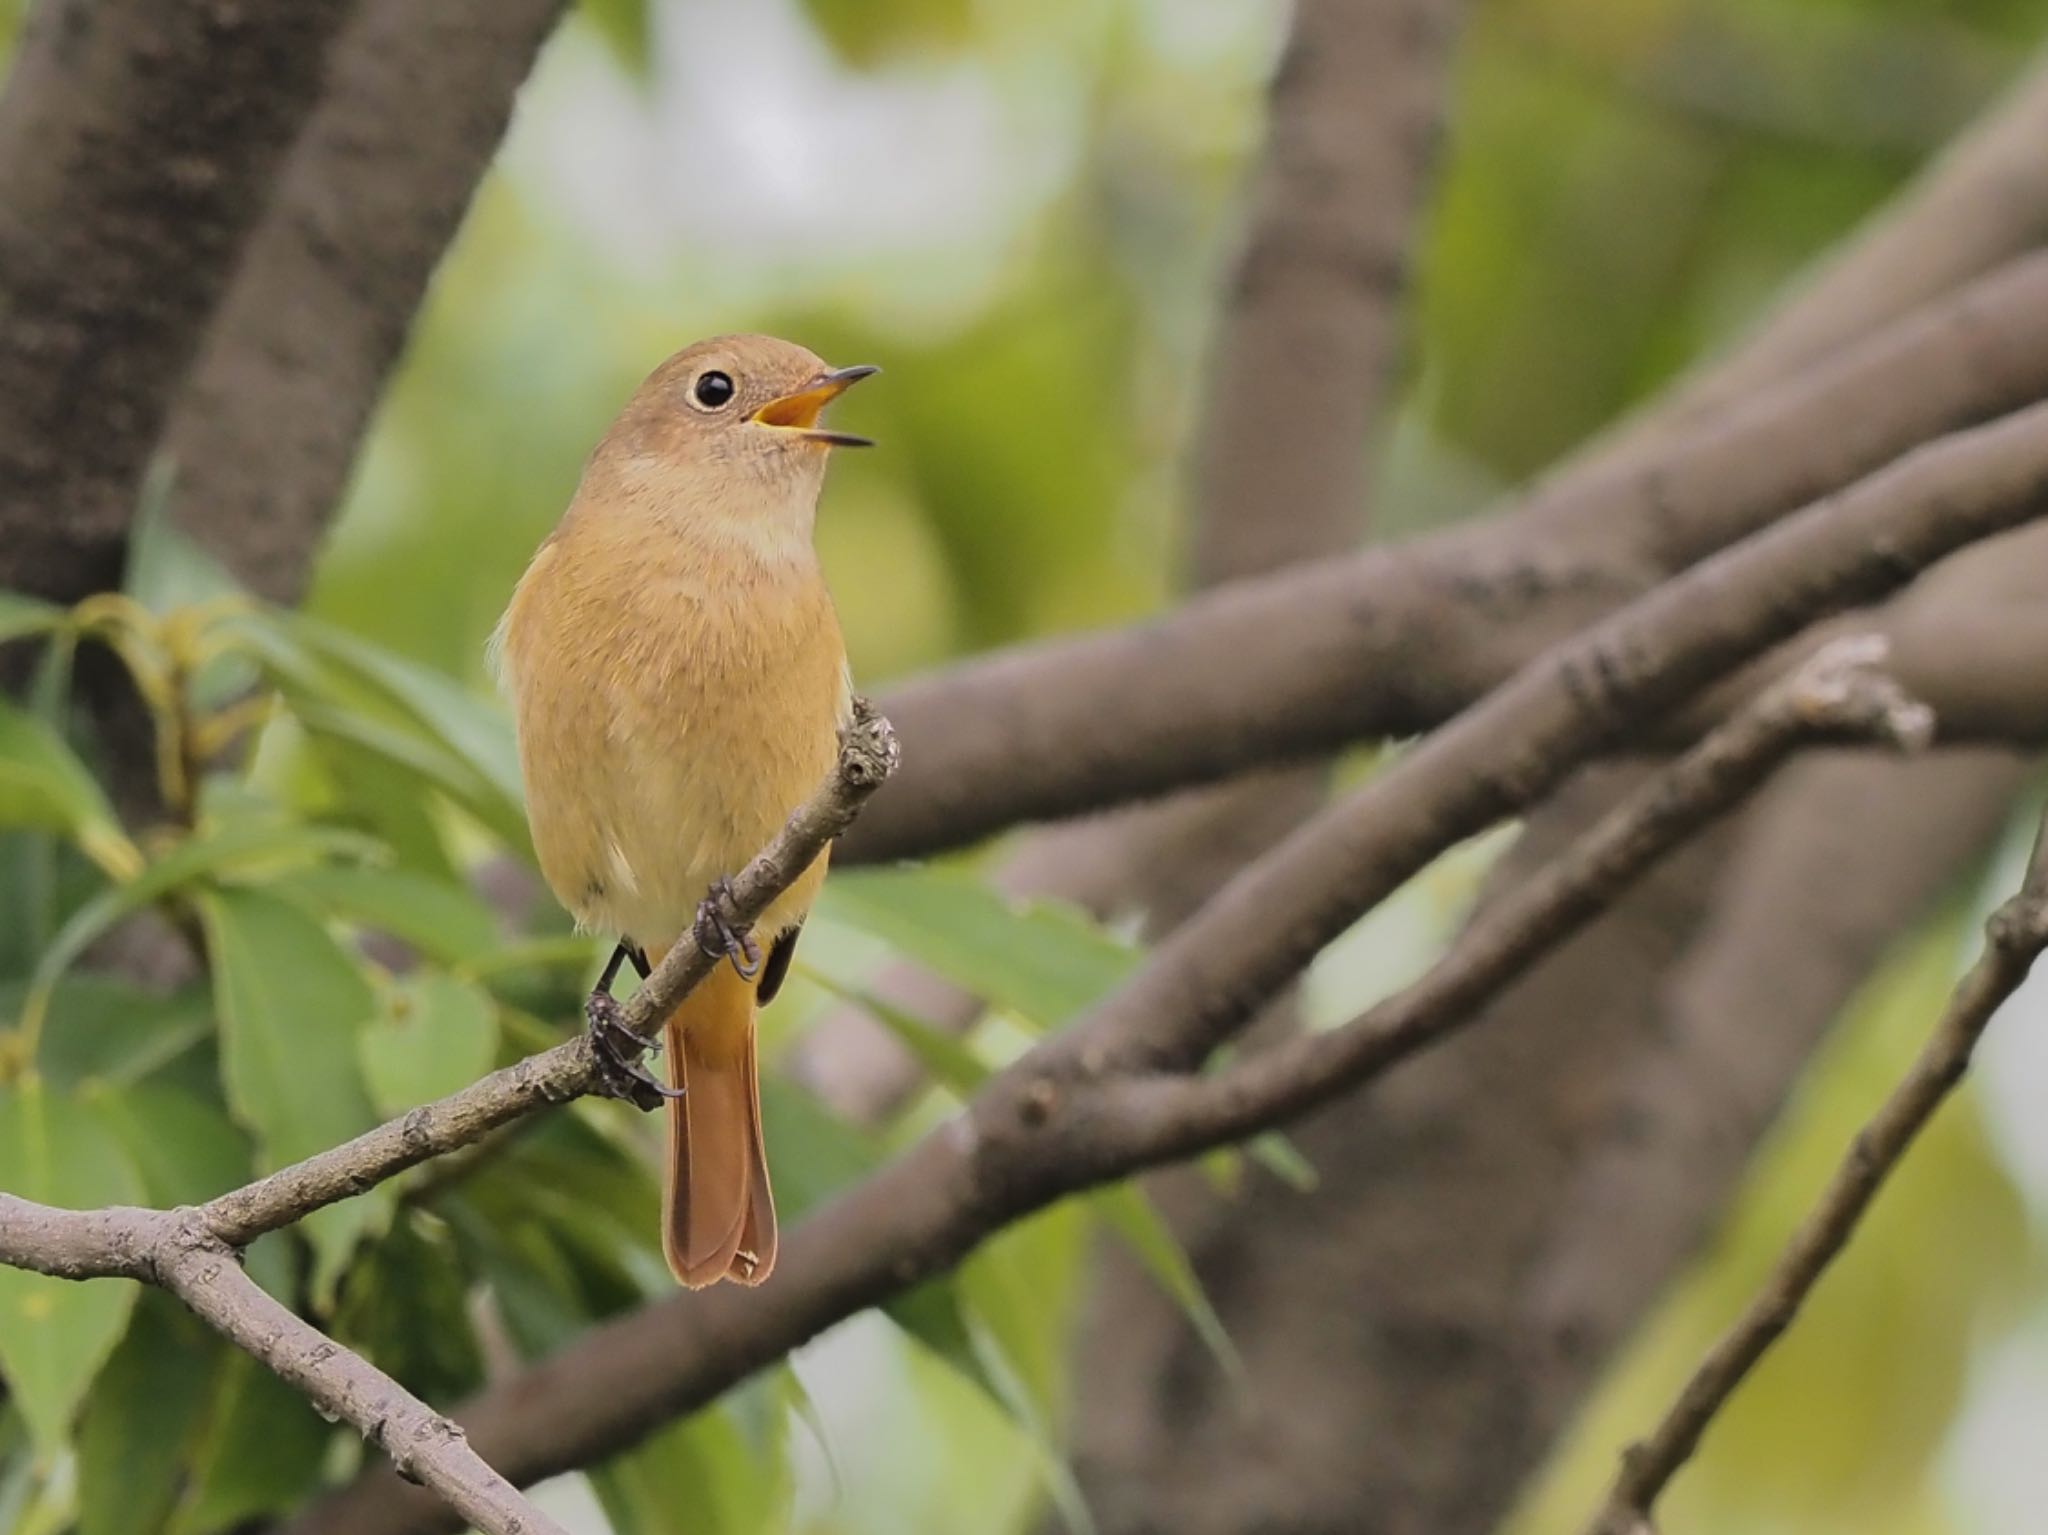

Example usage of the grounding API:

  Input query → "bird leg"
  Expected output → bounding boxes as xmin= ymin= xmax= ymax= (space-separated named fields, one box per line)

xmin=693 ymin=877 xmax=763 ymax=981
xmin=585 ymin=941 xmax=682 ymax=1110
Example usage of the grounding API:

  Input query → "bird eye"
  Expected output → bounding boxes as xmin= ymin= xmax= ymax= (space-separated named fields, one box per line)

xmin=691 ymin=370 xmax=736 ymax=410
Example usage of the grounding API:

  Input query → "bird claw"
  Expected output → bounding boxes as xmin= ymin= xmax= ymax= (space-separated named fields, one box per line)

xmin=584 ymin=990 xmax=683 ymax=1110
xmin=694 ymin=877 xmax=762 ymax=981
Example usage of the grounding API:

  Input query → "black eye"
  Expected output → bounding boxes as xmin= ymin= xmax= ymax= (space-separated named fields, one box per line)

xmin=691 ymin=370 xmax=736 ymax=410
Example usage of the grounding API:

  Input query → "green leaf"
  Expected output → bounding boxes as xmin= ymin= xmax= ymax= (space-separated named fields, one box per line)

xmin=357 ymin=972 xmax=500 ymax=1119
xmin=0 ymin=1078 xmax=143 ymax=1460
xmin=0 ymin=590 xmax=63 ymax=646
xmin=75 ymin=1290 xmax=224 ymax=1535
xmin=198 ymin=886 xmax=389 ymax=1295
xmin=277 ymin=864 xmax=500 ymax=965
xmin=0 ymin=698 xmax=138 ymax=879
xmin=93 ymin=1078 xmax=297 ymax=1298
xmin=581 ymin=0 xmax=651 ymax=75
xmin=884 ymin=1275 xmax=1006 ymax=1407
xmin=20 ymin=816 xmax=376 ymax=1036
xmin=290 ymin=725 xmax=462 ymax=880
xmin=1248 ymin=1131 xmax=1319 ymax=1192
xmin=331 ymin=1213 xmax=485 ymax=1404
xmin=0 ymin=635 xmax=79 ymax=978
xmin=1090 ymin=1184 xmax=1242 ymax=1386
xmin=447 ymin=1110 xmax=667 ymax=1331
xmin=168 ymin=1348 xmax=331 ymax=1535
xmin=295 ymin=699 xmax=530 ymax=855
xmin=948 ymin=1208 xmax=1095 ymax=1534
xmin=283 ymin=614 xmax=524 ymax=816
xmin=233 ymin=610 xmax=530 ymax=854
xmin=760 ymin=1074 xmax=888 ymax=1223
xmin=5 ymin=977 xmax=212 ymax=1092
xmin=799 ymin=964 xmax=990 ymax=1097
xmin=817 ymin=866 xmax=1139 ymax=1029
xmin=589 ymin=1404 xmax=789 ymax=1535
xmin=93 ymin=1080 xmax=251 ymax=1208
xmin=123 ymin=464 xmax=244 ymax=615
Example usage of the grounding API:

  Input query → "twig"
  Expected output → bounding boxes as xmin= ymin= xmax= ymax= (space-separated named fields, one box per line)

xmin=0 ymin=703 xmax=898 ymax=1532
xmin=0 ymin=1200 xmax=570 ymax=1535
xmin=1581 ymin=805 xmax=2048 ymax=1535
xmin=284 ymin=644 xmax=1937 ymax=1535
xmin=1081 ymin=639 xmax=1938 ymax=1153
xmin=199 ymin=700 xmax=897 ymax=1247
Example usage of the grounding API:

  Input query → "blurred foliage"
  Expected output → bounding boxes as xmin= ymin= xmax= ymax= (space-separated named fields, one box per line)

xmin=1 ymin=0 xmax=2046 ymax=1530
xmin=0 ymin=549 xmax=1210 ymax=1531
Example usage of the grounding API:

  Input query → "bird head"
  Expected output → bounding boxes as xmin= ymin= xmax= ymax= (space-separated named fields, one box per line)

xmin=584 ymin=334 xmax=878 ymax=553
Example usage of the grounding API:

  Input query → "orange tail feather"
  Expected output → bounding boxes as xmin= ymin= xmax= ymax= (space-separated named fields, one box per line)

xmin=660 ymin=957 xmax=777 ymax=1288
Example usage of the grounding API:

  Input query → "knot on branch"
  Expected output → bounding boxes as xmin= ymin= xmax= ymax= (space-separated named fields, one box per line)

xmin=1985 ymin=893 xmax=2048 ymax=952
xmin=149 ymin=1205 xmax=235 ymax=1284
xmin=1781 ymin=634 xmax=1936 ymax=749
xmin=839 ymin=697 xmax=901 ymax=790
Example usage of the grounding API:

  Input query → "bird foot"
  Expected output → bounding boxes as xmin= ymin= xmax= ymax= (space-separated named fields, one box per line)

xmin=584 ymin=990 xmax=683 ymax=1110
xmin=693 ymin=877 xmax=762 ymax=981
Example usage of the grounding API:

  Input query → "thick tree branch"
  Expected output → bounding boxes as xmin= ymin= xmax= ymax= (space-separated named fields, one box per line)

xmin=850 ymin=254 xmax=2048 ymax=865
xmin=289 ymin=641 xmax=1931 ymax=1535
xmin=1584 ymin=808 xmax=2048 ymax=1535
xmin=304 ymin=370 xmax=2048 ymax=1529
xmin=0 ymin=0 xmax=359 ymax=601
xmin=798 ymin=0 xmax=1455 ymax=1129
xmin=1057 ymin=399 xmax=2048 ymax=1076
xmin=162 ymin=0 xmax=567 ymax=603
xmin=0 ymin=1199 xmax=567 ymax=1535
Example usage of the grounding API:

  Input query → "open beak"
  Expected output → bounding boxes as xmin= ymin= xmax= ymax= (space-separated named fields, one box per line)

xmin=749 ymin=364 xmax=879 ymax=447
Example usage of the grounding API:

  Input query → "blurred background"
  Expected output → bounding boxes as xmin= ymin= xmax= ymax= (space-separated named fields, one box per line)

xmin=5 ymin=0 xmax=2048 ymax=1531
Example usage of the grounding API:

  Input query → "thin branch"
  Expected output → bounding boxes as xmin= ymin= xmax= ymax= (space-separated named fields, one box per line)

xmin=1582 ymin=804 xmax=2048 ymax=1535
xmin=850 ymin=253 xmax=2048 ymax=865
xmin=1062 ymin=398 xmax=2048 ymax=1077
xmin=0 ymin=1200 xmax=570 ymax=1535
xmin=201 ymin=700 xmax=899 ymax=1248
xmin=0 ymin=705 xmax=897 ymax=1531
xmin=1080 ymin=641 xmax=1938 ymax=1155
xmin=285 ymin=641 xmax=1934 ymax=1535
xmin=25 ymin=395 xmax=2048 ymax=1533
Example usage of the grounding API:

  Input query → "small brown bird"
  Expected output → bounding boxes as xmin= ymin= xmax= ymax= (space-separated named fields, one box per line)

xmin=494 ymin=334 xmax=874 ymax=1287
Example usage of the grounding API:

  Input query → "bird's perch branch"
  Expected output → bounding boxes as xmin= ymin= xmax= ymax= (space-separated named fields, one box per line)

xmin=289 ymin=380 xmax=2048 ymax=1533
xmin=288 ymin=639 xmax=1940 ymax=1535
xmin=202 ymin=699 xmax=899 ymax=1247
xmin=1581 ymin=807 xmax=2048 ymax=1535
xmin=0 ymin=704 xmax=899 ymax=1533
xmin=0 ymin=1198 xmax=573 ymax=1535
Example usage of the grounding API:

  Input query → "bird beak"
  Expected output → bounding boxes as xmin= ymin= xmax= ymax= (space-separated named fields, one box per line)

xmin=750 ymin=364 xmax=879 ymax=447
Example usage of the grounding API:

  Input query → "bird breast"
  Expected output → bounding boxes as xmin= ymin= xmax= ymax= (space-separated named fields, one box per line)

xmin=499 ymin=516 xmax=849 ymax=949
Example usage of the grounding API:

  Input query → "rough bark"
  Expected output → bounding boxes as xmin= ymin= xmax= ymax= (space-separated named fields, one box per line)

xmin=0 ymin=0 xmax=359 ymax=601
xmin=160 ymin=0 xmax=567 ymax=603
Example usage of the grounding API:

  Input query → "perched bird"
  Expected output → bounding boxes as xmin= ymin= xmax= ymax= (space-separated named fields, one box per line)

xmin=494 ymin=334 xmax=875 ymax=1287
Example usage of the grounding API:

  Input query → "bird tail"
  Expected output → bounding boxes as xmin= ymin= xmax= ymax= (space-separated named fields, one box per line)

xmin=658 ymin=956 xmax=777 ymax=1288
